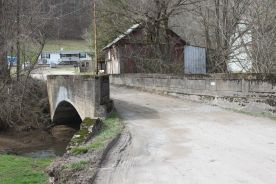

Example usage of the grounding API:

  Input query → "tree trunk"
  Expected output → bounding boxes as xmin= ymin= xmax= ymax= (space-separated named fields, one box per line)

xmin=16 ymin=0 xmax=21 ymax=81
xmin=214 ymin=0 xmax=228 ymax=73
xmin=0 ymin=1 xmax=9 ymax=79
xmin=0 ymin=50 xmax=9 ymax=79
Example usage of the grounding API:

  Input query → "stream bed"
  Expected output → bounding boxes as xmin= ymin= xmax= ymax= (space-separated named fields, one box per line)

xmin=0 ymin=125 xmax=77 ymax=158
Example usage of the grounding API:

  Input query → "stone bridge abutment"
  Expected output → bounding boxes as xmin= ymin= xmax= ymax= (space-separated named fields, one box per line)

xmin=47 ymin=75 xmax=112 ymax=126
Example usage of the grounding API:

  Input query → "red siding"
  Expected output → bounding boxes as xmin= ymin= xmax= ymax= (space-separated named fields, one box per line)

xmin=105 ymin=27 xmax=186 ymax=74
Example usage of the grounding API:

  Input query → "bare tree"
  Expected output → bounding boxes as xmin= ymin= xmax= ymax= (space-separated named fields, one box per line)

xmin=194 ymin=0 xmax=251 ymax=73
xmin=94 ymin=0 xmax=200 ymax=73
xmin=245 ymin=0 xmax=276 ymax=73
xmin=0 ymin=0 xmax=55 ymax=130
xmin=0 ymin=0 xmax=12 ymax=80
xmin=91 ymin=0 xmax=275 ymax=74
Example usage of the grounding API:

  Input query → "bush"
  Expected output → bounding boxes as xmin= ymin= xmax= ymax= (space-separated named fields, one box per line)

xmin=0 ymin=78 xmax=51 ymax=131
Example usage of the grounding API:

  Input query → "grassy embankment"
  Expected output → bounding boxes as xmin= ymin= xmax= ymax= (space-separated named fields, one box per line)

xmin=44 ymin=40 xmax=92 ymax=75
xmin=71 ymin=112 xmax=123 ymax=156
xmin=0 ymin=113 xmax=123 ymax=184
xmin=0 ymin=112 xmax=114 ymax=184
xmin=43 ymin=40 xmax=90 ymax=52
xmin=45 ymin=112 xmax=123 ymax=184
xmin=2 ymin=40 xmax=93 ymax=184
xmin=0 ymin=155 xmax=53 ymax=184
xmin=10 ymin=40 xmax=90 ymax=73
xmin=231 ymin=109 xmax=276 ymax=121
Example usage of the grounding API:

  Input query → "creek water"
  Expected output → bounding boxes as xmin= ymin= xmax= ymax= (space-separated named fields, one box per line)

xmin=0 ymin=125 xmax=77 ymax=158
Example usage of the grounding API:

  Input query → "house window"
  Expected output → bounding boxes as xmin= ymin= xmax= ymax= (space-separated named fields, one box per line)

xmin=79 ymin=53 xmax=86 ymax=58
xmin=72 ymin=54 xmax=79 ymax=58
xmin=41 ymin=53 xmax=50 ymax=59
xmin=60 ymin=54 xmax=79 ymax=58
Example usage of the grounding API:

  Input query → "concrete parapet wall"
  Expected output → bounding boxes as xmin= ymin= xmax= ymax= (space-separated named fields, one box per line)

xmin=110 ymin=73 xmax=276 ymax=115
xmin=47 ymin=75 xmax=112 ymax=122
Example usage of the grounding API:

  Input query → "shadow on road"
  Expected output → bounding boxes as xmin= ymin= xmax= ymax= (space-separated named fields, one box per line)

xmin=114 ymin=99 xmax=160 ymax=120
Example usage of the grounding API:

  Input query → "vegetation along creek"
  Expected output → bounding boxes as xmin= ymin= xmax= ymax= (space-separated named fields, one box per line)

xmin=0 ymin=78 xmax=79 ymax=183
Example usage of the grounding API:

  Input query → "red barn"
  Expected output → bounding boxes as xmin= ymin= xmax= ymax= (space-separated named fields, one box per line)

xmin=103 ymin=24 xmax=186 ymax=74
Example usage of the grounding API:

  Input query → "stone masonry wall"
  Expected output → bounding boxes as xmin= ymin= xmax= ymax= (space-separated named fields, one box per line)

xmin=110 ymin=73 xmax=276 ymax=115
xmin=47 ymin=75 xmax=112 ymax=121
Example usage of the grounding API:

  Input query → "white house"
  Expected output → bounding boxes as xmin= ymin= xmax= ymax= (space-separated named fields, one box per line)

xmin=38 ymin=50 xmax=91 ymax=65
xmin=229 ymin=23 xmax=252 ymax=72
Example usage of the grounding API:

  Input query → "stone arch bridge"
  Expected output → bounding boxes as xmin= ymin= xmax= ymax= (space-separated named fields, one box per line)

xmin=47 ymin=75 xmax=112 ymax=126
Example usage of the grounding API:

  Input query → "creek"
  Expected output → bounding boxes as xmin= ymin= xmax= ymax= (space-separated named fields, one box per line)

xmin=0 ymin=125 xmax=77 ymax=158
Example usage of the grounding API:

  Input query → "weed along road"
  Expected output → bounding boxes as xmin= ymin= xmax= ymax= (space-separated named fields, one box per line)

xmin=94 ymin=86 xmax=276 ymax=184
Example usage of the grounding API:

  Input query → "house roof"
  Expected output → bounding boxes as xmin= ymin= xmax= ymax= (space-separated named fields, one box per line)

xmin=42 ymin=50 xmax=89 ymax=54
xmin=102 ymin=24 xmax=141 ymax=50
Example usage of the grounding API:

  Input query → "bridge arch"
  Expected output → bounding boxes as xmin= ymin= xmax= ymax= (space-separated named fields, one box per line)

xmin=47 ymin=75 xmax=112 ymax=123
xmin=53 ymin=100 xmax=82 ymax=129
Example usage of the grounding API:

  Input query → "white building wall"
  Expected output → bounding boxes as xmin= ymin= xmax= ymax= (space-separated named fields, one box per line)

xmin=80 ymin=55 xmax=91 ymax=61
xmin=50 ymin=53 xmax=61 ymax=64
xmin=38 ymin=52 xmax=91 ymax=65
xmin=38 ymin=53 xmax=60 ymax=65
xmin=229 ymin=23 xmax=252 ymax=72
xmin=106 ymin=47 xmax=120 ymax=74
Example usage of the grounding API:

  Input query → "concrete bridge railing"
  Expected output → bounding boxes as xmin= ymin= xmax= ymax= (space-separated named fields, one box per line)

xmin=110 ymin=73 xmax=276 ymax=115
xmin=47 ymin=75 xmax=112 ymax=125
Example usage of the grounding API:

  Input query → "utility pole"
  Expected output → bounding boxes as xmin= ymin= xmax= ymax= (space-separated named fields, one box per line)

xmin=93 ymin=0 xmax=98 ymax=75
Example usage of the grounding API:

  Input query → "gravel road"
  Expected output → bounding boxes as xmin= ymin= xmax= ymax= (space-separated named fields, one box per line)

xmin=94 ymin=85 xmax=276 ymax=184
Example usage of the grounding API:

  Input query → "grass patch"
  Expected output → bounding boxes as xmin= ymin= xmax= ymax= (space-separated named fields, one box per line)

xmin=89 ymin=139 xmax=105 ymax=150
xmin=63 ymin=160 xmax=89 ymax=171
xmin=44 ymin=40 xmax=90 ymax=52
xmin=71 ymin=146 xmax=89 ymax=155
xmin=0 ymin=154 xmax=53 ymax=184
xmin=89 ymin=112 xmax=123 ymax=150
xmin=70 ymin=112 xmax=123 ymax=155
xmin=231 ymin=109 xmax=276 ymax=121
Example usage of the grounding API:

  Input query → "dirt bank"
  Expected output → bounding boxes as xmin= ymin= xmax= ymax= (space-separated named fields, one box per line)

xmin=47 ymin=113 xmax=124 ymax=184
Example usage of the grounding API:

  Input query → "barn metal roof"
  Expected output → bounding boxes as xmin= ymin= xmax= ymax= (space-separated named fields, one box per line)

xmin=102 ymin=24 xmax=141 ymax=50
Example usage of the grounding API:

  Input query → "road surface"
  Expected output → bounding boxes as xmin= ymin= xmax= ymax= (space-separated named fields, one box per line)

xmin=94 ymin=86 xmax=276 ymax=184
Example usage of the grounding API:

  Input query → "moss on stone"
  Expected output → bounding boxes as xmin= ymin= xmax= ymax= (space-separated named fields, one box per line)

xmin=69 ymin=112 xmax=123 ymax=155
xmin=82 ymin=118 xmax=96 ymax=127
xmin=68 ymin=118 xmax=96 ymax=150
